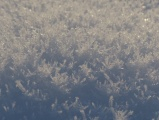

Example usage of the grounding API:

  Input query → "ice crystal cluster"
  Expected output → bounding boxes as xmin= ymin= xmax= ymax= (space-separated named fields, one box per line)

xmin=1 ymin=0 xmax=159 ymax=120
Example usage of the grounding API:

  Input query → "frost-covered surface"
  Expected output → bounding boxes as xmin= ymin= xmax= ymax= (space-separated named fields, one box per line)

xmin=1 ymin=0 xmax=159 ymax=119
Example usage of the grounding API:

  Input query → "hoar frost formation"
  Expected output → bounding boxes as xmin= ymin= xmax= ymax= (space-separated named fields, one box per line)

xmin=0 ymin=0 xmax=159 ymax=120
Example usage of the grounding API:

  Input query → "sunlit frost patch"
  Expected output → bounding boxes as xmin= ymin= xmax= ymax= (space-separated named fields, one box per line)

xmin=1 ymin=0 xmax=159 ymax=119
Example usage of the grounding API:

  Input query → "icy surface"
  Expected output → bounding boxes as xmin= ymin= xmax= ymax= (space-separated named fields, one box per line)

xmin=1 ymin=0 xmax=159 ymax=119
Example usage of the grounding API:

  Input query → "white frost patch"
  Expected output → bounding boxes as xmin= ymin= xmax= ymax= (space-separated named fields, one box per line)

xmin=15 ymin=80 xmax=27 ymax=93
xmin=3 ymin=105 xmax=9 ymax=112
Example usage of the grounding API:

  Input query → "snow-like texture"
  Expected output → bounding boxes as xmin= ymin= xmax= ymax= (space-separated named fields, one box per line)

xmin=1 ymin=0 xmax=159 ymax=119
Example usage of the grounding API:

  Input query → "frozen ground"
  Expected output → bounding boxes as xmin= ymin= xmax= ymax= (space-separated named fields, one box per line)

xmin=1 ymin=0 xmax=159 ymax=119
